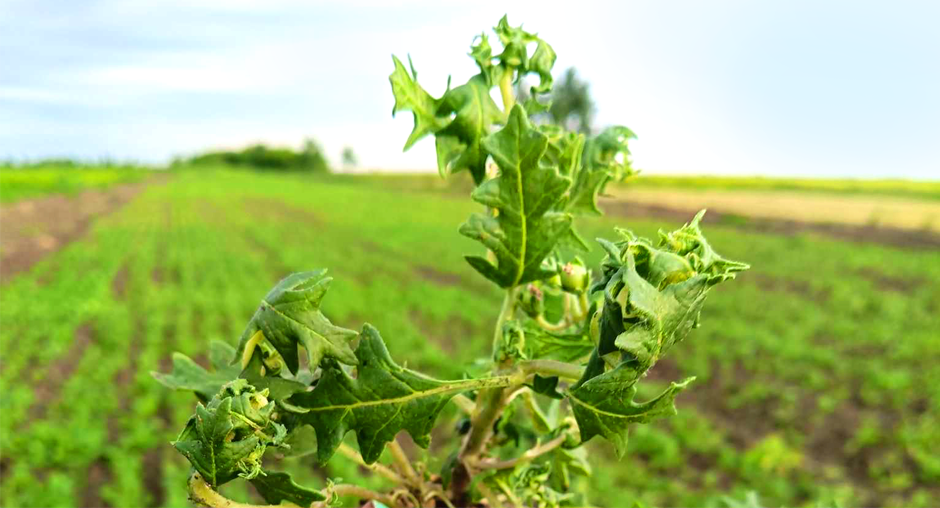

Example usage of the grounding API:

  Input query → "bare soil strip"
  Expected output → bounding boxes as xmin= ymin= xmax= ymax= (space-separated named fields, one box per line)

xmin=29 ymin=322 xmax=96 ymax=421
xmin=602 ymin=200 xmax=940 ymax=250
xmin=0 ymin=181 xmax=151 ymax=281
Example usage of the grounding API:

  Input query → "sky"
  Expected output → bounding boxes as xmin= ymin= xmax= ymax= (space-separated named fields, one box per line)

xmin=1 ymin=0 xmax=938 ymax=179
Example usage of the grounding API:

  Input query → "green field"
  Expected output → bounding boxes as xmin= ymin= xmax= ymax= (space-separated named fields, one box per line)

xmin=1 ymin=169 xmax=939 ymax=507
xmin=0 ymin=165 xmax=151 ymax=203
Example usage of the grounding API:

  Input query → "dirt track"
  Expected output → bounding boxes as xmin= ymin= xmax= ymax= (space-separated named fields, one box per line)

xmin=0 ymin=182 xmax=149 ymax=281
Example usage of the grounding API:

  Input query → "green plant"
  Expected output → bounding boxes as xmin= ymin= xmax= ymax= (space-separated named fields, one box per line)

xmin=154 ymin=16 xmax=748 ymax=507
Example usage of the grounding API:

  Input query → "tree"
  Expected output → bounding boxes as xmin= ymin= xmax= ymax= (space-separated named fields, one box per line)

xmin=548 ymin=67 xmax=595 ymax=134
xmin=341 ymin=146 xmax=358 ymax=169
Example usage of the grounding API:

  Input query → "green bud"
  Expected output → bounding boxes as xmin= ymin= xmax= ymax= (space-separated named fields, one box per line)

xmin=560 ymin=259 xmax=589 ymax=293
xmin=518 ymin=283 xmax=545 ymax=318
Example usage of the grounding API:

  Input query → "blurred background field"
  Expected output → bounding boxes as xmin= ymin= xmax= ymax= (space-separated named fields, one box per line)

xmin=1 ymin=167 xmax=938 ymax=507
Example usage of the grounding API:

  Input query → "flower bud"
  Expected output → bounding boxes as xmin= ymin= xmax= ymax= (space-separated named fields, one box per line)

xmin=560 ymin=259 xmax=589 ymax=293
xmin=518 ymin=283 xmax=545 ymax=318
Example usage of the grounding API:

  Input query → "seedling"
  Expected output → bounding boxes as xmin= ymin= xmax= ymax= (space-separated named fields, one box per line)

xmin=155 ymin=15 xmax=748 ymax=507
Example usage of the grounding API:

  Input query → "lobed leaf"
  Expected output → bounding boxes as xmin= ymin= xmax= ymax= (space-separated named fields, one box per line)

xmin=249 ymin=470 xmax=326 ymax=505
xmin=291 ymin=324 xmax=469 ymax=464
xmin=568 ymin=212 xmax=748 ymax=456
xmin=235 ymin=270 xmax=358 ymax=375
xmin=460 ymin=105 xmax=573 ymax=288
xmin=389 ymin=55 xmax=449 ymax=150
xmin=151 ymin=341 xmax=241 ymax=402
xmin=173 ymin=380 xmax=286 ymax=487
xmin=435 ymin=74 xmax=504 ymax=184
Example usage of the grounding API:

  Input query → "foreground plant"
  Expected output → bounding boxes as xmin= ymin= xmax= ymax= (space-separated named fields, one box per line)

xmin=155 ymin=16 xmax=748 ymax=508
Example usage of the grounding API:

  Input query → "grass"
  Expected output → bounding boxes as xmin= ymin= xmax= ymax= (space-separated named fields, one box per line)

xmin=1 ymin=168 xmax=938 ymax=507
xmin=0 ymin=164 xmax=151 ymax=203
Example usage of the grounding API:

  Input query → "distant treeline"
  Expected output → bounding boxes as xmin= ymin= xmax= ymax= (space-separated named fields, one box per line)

xmin=179 ymin=139 xmax=331 ymax=173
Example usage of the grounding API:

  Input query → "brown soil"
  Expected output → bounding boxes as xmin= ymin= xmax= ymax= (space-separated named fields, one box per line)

xmin=0 ymin=181 xmax=151 ymax=281
xmin=141 ymin=447 xmax=166 ymax=508
xmin=81 ymin=457 xmax=114 ymax=508
xmin=111 ymin=263 xmax=129 ymax=300
xmin=602 ymin=200 xmax=940 ymax=250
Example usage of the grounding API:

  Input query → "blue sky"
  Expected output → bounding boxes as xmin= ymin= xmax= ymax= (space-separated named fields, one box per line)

xmin=1 ymin=0 xmax=938 ymax=179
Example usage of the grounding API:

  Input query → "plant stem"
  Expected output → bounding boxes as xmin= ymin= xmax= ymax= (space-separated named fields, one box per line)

xmin=188 ymin=473 xmax=273 ymax=508
xmin=492 ymin=288 xmax=518 ymax=360
xmin=452 ymin=393 xmax=476 ymax=414
xmin=499 ymin=69 xmax=515 ymax=114
xmin=337 ymin=443 xmax=405 ymax=485
xmin=535 ymin=314 xmax=569 ymax=332
xmin=520 ymin=359 xmax=583 ymax=380
xmin=476 ymin=434 xmax=567 ymax=470
xmin=461 ymin=288 xmax=520 ymax=462
xmin=386 ymin=439 xmax=421 ymax=488
xmin=476 ymin=481 xmax=506 ymax=508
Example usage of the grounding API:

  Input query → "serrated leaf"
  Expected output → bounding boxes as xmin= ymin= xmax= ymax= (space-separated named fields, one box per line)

xmin=569 ymin=126 xmax=638 ymax=215
xmin=568 ymin=214 xmax=748 ymax=457
xmin=151 ymin=341 xmax=241 ymax=402
xmin=173 ymin=381 xmax=286 ymax=487
xmin=235 ymin=270 xmax=358 ymax=375
xmin=493 ymin=15 xmax=556 ymax=93
xmin=522 ymin=320 xmax=594 ymax=363
xmin=250 ymin=470 xmax=326 ymax=505
xmin=389 ymin=55 xmax=450 ymax=150
xmin=291 ymin=324 xmax=466 ymax=464
xmin=459 ymin=105 xmax=573 ymax=288
xmin=435 ymin=74 xmax=504 ymax=184
xmin=568 ymin=373 xmax=693 ymax=459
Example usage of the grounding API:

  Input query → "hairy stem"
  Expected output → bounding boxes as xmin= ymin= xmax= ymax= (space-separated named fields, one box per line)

xmin=462 ymin=288 xmax=520 ymax=460
xmin=520 ymin=359 xmax=583 ymax=380
xmin=476 ymin=434 xmax=567 ymax=470
xmin=188 ymin=473 xmax=272 ymax=508
xmin=499 ymin=69 xmax=515 ymax=114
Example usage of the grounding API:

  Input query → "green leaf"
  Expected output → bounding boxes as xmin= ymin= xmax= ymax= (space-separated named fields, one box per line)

xmin=151 ymin=341 xmax=241 ymax=402
xmin=250 ymin=470 xmax=326 ymax=506
xmin=522 ymin=319 xmax=594 ymax=363
xmin=459 ymin=105 xmax=573 ymax=288
xmin=239 ymin=349 xmax=308 ymax=402
xmin=568 ymin=371 xmax=694 ymax=458
xmin=570 ymin=126 xmax=637 ymax=215
xmin=568 ymin=213 xmax=748 ymax=457
xmin=435 ymin=74 xmax=505 ymax=184
xmin=493 ymin=15 xmax=556 ymax=93
xmin=292 ymin=324 xmax=468 ymax=464
xmin=235 ymin=270 xmax=358 ymax=375
xmin=389 ymin=55 xmax=449 ymax=150
xmin=173 ymin=381 xmax=286 ymax=487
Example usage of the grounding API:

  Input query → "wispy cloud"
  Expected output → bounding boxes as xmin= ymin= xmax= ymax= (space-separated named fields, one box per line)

xmin=1 ymin=0 xmax=937 ymax=178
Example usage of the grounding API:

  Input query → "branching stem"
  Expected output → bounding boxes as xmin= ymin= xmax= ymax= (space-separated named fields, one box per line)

xmin=476 ymin=434 xmax=567 ymax=470
xmin=188 ymin=473 xmax=272 ymax=508
xmin=386 ymin=439 xmax=421 ymax=488
xmin=337 ymin=443 xmax=405 ymax=485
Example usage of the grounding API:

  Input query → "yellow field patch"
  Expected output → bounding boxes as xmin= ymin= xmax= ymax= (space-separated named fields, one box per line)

xmin=607 ymin=187 xmax=940 ymax=232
